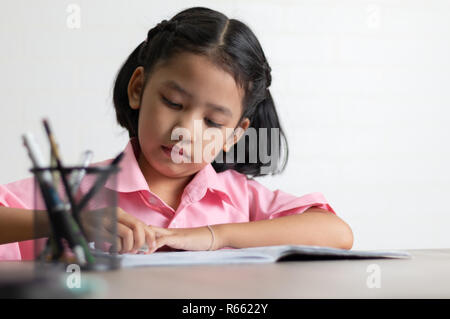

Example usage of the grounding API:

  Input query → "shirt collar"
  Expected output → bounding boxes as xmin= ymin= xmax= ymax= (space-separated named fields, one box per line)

xmin=103 ymin=138 xmax=150 ymax=193
xmin=182 ymin=160 xmax=236 ymax=206
xmin=104 ymin=138 xmax=236 ymax=207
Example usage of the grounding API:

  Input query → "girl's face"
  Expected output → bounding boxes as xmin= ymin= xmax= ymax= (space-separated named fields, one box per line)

xmin=127 ymin=52 xmax=250 ymax=179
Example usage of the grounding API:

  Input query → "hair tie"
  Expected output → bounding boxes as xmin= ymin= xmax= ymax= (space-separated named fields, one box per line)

xmin=144 ymin=19 xmax=178 ymax=43
xmin=156 ymin=19 xmax=178 ymax=33
xmin=263 ymin=61 xmax=272 ymax=89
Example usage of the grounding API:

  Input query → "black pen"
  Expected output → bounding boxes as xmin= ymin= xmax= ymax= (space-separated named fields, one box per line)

xmin=42 ymin=119 xmax=76 ymax=211
xmin=22 ymin=133 xmax=65 ymax=260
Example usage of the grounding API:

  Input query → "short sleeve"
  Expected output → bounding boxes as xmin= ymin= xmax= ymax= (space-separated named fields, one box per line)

xmin=0 ymin=177 xmax=37 ymax=261
xmin=247 ymin=178 xmax=336 ymax=222
xmin=0 ymin=177 xmax=35 ymax=209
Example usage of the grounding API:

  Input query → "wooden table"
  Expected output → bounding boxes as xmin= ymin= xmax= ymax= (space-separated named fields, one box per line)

xmin=0 ymin=249 xmax=449 ymax=298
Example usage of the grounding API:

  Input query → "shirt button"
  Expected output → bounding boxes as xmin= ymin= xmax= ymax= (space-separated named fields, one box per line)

xmin=149 ymin=197 xmax=157 ymax=205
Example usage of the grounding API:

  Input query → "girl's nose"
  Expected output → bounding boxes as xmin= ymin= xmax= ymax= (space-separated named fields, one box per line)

xmin=172 ymin=115 xmax=202 ymax=143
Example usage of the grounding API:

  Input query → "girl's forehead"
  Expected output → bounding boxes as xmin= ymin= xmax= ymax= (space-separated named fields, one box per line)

xmin=155 ymin=52 xmax=239 ymax=87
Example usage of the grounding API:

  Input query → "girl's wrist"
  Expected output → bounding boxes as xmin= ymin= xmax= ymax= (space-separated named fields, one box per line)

xmin=209 ymin=223 xmax=229 ymax=250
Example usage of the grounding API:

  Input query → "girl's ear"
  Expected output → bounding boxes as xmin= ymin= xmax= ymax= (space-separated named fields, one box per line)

xmin=223 ymin=118 xmax=250 ymax=152
xmin=128 ymin=66 xmax=145 ymax=110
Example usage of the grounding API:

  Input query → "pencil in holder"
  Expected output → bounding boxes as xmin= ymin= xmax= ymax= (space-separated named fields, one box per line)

xmin=32 ymin=165 xmax=121 ymax=271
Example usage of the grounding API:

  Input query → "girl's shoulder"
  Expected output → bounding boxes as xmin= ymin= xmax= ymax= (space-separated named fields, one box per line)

xmin=214 ymin=167 xmax=252 ymax=187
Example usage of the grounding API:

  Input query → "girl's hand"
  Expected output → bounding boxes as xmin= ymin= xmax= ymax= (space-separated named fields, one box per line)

xmin=80 ymin=207 xmax=160 ymax=254
xmin=150 ymin=226 xmax=218 ymax=252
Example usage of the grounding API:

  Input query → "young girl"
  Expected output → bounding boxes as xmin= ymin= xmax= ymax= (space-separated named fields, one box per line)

xmin=0 ymin=7 xmax=353 ymax=260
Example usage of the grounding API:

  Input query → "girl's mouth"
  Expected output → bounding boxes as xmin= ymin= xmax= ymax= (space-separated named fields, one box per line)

xmin=161 ymin=144 xmax=187 ymax=159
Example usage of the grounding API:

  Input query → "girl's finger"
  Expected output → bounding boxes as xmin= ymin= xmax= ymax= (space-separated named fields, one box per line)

xmin=117 ymin=223 xmax=134 ymax=253
xmin=117 ymin=208 xmax=143 ymax=230
xmin=102 ymin=229 xmax=122 ymax=254
xmin=101 ymin=211 xmax=144 ymax=254
xmin=99 ymin=216 xmax=121 ymax=248
xmin=93 ymin=229 xmax=116 ymax=252
xmin=130 ymin=223 xmax=145 ymax=253
xmin=107 ymin=234 xmax=122 ymax=254
xmin=81 ymin=219 xmax=120 ymax=253
xmin=108 ymin=238 xmax=122 ymax=254
xmin=143 ymin=226 xmax=156 ymax=254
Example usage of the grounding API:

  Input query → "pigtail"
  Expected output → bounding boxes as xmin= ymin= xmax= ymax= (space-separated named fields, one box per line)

xmin=220 ymin=90 xmax=288 ymax=177
xmin=112 ymin=42 xmax=146 ymax=138
xmin=250 ymin=89 xmax=288 ymax=176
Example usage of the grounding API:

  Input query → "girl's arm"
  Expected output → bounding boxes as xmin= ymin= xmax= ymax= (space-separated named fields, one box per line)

xmin=213 ymin=208 xmax=353 ymax=250
xmin=0 ymin=207 xmax=50 ymax=244
xmin=152 ymin=208 xmax=354 ymax=252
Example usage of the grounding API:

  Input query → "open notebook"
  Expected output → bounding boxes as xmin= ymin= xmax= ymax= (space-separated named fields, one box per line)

xmin=112 ymin=245 xmax=411 ymax=268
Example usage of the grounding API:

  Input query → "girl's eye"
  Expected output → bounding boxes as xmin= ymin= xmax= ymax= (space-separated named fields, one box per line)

xmin=205 ymin=118 xmax=222 ymax=128
xmin=162 ymin=95 xmax=222 ymax=128
xmin=162 ymin=96 xmax=182 ymax=109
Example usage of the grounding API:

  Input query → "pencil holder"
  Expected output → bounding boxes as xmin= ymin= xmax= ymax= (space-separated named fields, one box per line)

xmin=32 ymin=165 xmax=121 ymax=271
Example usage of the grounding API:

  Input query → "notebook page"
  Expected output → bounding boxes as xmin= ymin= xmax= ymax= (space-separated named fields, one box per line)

xmin=113 ymin=245 xmax=411 ymax=268
xmin=119 ymin=248 xmax=275 ymax=268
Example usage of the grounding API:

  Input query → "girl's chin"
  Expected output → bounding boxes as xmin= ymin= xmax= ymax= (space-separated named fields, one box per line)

xmin=150 ymin=159 xmax=192 ymax=177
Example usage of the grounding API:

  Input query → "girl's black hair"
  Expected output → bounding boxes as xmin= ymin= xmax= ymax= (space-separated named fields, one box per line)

xmin=113 ymin=7 xmax=288 ymax=177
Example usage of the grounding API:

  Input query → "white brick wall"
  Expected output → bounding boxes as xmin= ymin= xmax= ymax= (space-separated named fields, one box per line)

xmin=1 ymin=0 xmax=449 ymax=250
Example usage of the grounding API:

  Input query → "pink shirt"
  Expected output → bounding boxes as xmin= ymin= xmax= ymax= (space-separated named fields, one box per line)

xmin=0 ymin=138 xmax=335 ymax=261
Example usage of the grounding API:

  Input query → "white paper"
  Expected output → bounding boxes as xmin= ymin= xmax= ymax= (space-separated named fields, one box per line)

xmin=116 ymin=245 xmax=411 ymax=268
